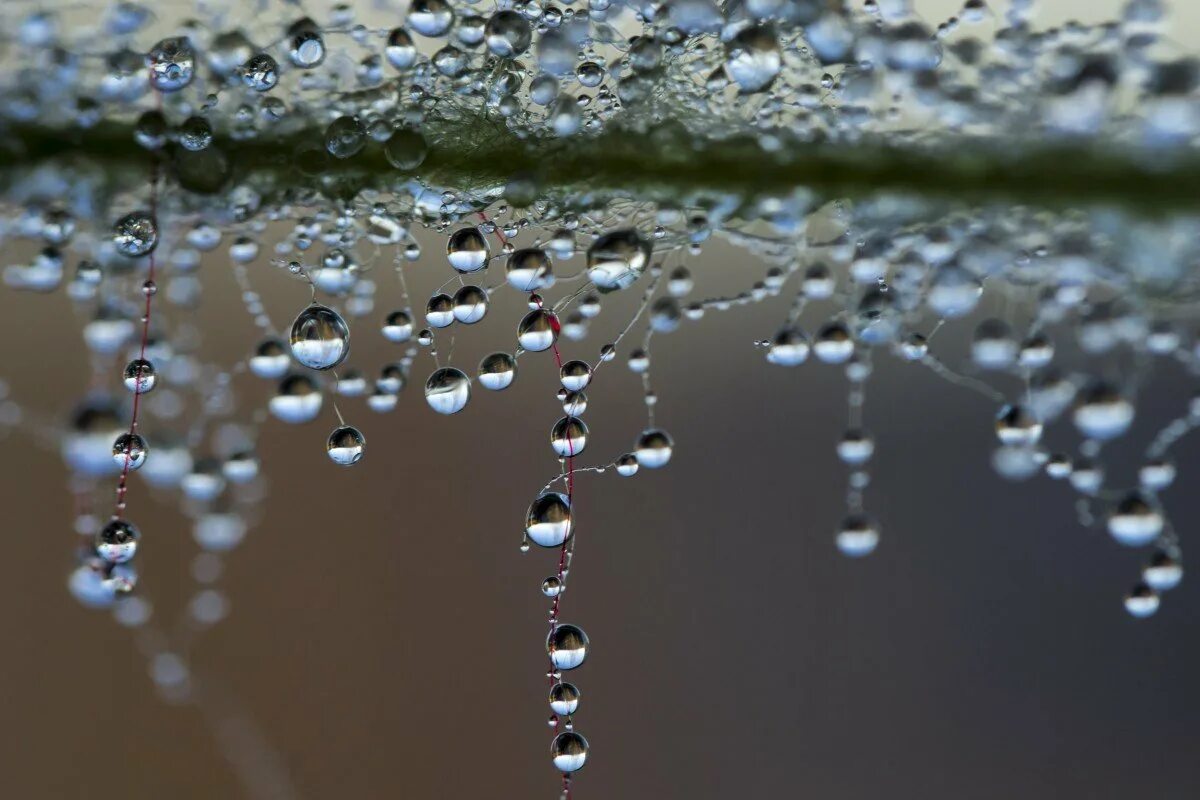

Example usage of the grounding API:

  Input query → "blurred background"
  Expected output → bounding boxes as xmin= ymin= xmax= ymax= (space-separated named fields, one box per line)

xmin=3 ymin=1 xmax=1200 ymax=799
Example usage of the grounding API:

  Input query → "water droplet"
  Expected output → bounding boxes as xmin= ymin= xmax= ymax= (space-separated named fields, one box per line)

xmin=289 ymin=304 xmax=350 ymax=370
xmin=447 ymin=227 xmax=490 ymax=273
xmin=551 ymin=416 xmax=588 ymax=457
xmin=526 ymin=492 xmax=572 ymax=548
xmin=123 ymin=359 xmax=157 ymax=393
xmin=453 ymin=285 xmax=489 ymax=324
xmin=469 ymin=352 xmax=515 ymax=392
xmin=518 ymin=309 xmax=559 ymax=352
xmin=549 ymin=681 xmax=580 ymax=715
xmin=112 ymin=432 xmax=148 ymax=470
xmin=96 ymin=519 xmax=140 ymax=564
xmin=425 ymin=367 xmax=471 ymax=414
xmin=1107 ymin=492 xmax=1163 ymax=547
xmin=634 ymin=429 xmax=674 ymax=468
xmin=148 ymin=37 xmax=195 ymax=92
xmin=113 ymin=211 xmax=157 ymax=257
xmin=547 ymin=624 xmax=589 ymax=670
xmin=837 ymin=514 xmax=881 ymax=557
xmin=327 ymin=425 xmax=365 ymax=466
xmin=587 ymin=230 xmax=650 ymax=290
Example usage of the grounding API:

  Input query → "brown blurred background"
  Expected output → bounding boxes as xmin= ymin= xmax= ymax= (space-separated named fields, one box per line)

xmin=4 ymin=0 xmax=1200 ymax=798
xmin=1 ymin=225 xmax=1199 ymax=799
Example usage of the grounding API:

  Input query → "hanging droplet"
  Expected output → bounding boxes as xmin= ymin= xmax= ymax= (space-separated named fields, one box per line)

xmin=995 ymin=404 xmax=1043 ymax=446
xmin=766 ymin=328 xmax=810 ymax=366
xmin=325 ymin=116 xmax=366 ymax=159
xmin=518 ymin=309 xmax=559 ymax=352
xmin=551 ymin=731 xmax=589 ymax=773
xmin=113 ymin=211 xmax=158 ymax=257
xmin=551 ymin=417 xmax=588 ymax=457
xmin=506 ymin=248 xmax=553 ymax=291
xmin=1073 ymin=382 xmax=1134 ymax=440
xmin=382 ymin=310 xmax=414 ymax=342
xmin=269 ymin=373 xmax=324 ymax=423
xmin=96 ymin=519 xmax=140 ymax=564
xmin=615 ymin=453 xmax=639 ymax=477
xmin=836 ymin=430 xmax=875 ymax=465
xmin=123 ymin=359 xmax=157 ymax=393
xmin=326 ymin=425 xmax=365 ymax=466
xmin=148 ymin=37 xmax=195 ymax=92
xmin=586 ymin=230 xmax=651 ymax=291
xmin=547 ymin=624 xmax=589 ymax=670
xmin=484 ymin=10 xmax=532 ymax=58
xmin=1107 ymin=492 xmax=1164 ymax=547
xmin=549 ymin=682 xmax=580 ymax=715
xmin=526 ymin=492 xmax=573 ymax=548
xmin=112 ymin=432 xmax=148 ymax=470
xmin=1124 ymin=583 xmax=1160 ymax=618
xmin=241 ymin=53 xmax=279 ymax=92
xmin=559 ymin=360 xmax=592 ymax=392
xmin=479 ymin=352 xmax=517 ymax=390
xmin=407 ymin=0 xmax=455 ymax=37
xmin=634 ymin=429 xmax=674 ymax=468
xmin=424 ymin=367 xmax=471 ymax=414
xmin=542 ymin=576 xmax=565 ymax=598
xmin=447 ymin=227 xmax=490 ymax=273
xmin=452 ymin=285 xmax=489 ymax=324
xmin=837 ymin=514 xmax=881 ymax=557
xmin=287 ymin=18 xmax=326 ymax=69
xmin=1143 ymin=550 xmax=1184 ymax=591
xmin=385 ymin=28 xmax=418 ymax=69
xmin=289 ymin=304 xmax=350 ymax=370
xmin=250 ymin=337 xmax=291 ymax=378
xmin=426 ymin=293 xmax=455 ymax=328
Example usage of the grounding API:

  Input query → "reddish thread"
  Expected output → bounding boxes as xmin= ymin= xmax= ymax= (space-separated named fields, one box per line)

xmin=112 ymin=97 xmax=162 ymax=521
xmin=481 ymin=214 xmax=577 ymax=794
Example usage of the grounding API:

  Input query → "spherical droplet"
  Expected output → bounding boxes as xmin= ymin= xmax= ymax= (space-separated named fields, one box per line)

xmin=1073 ymin=382 xmax=1134 ymax=440
xmin=542 ymin=576 xmax=565 ymax=598
xmin=587 ymin=230 xmax=651 ymax=291
xmin=547 ymin=623 xmax=589 ymax=670
xmin=250 ymin=337 xmax=291 ymax=378
xmin=123 ymin=359 xmax=157 ymax=393
xmin=447 ymin=227 xmax=490 ymax=273
xmin=327 ymin=425 xmax=365 ymax=466
xmin=242 ymin=53 xmax=279 ymax=92
xmin=551 ymin=731 xmax=589 ymax=773
xmin=269 ymin=373 xmax=324 ymax=423
xmin=634 ymin=429 xmax=674 ymax=468
xmin=485 ymin=10 xmax=532 ymax=57
xmin=148 ymin=37 xmax=195 ymax=92
xmin=96 ymin=519 xmax=140 ymax=564
xmin=425 ymin=367 xmax=471 ymax=414
xmin=506 ymin=248 xmax=553 ymax=291
xmin=549 ymin=682 xmax=580 ymax=715
xmin=1144 ymin=550 xmax=1184 ymax=592
xmin=518 ymin=309 xmax=559 ymax=352
xmin=113 ymin=211 xmax=157 ymax=257
xmin=1107 ymin=492 xmax=1164 ymax=547
xmin=995 ymin=404 xmax=1043 ymax=446
xmin=479 ymin=352 xmax=517 ymax=390
xmin=407 ymin=0 xmax=455 ymax=37
xmin=551 ymin=416 xmax=588 ymax=457
xmin=289 ymin=304 xmax=350 ymax=370
xmin=325 ymin=115 xmax=366 ymax=159
xmin=1124 ymin=583 xmax=1160 ymax=618
xmin=559 ymin=360 xmax=592 ymax=392
xmin=382 ymin=310 xmax=414 ymax=343
xmin=112 ymin=432 xmax=148 ymax=470
xmin=453 ymin=285 xmax=489 ymax=324
xmin=837 ymin=514 xmax=881 ymax=557
xmin=526 ymin=492 xmax=573 ymax=548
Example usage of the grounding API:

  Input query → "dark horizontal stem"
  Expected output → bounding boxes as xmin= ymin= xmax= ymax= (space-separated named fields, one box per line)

xmin=2 ymin=118 xmax=1197 ymax=217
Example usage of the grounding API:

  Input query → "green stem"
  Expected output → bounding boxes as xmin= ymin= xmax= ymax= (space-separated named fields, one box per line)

xmin=2 ymin=118 xmax=1198 ymax=217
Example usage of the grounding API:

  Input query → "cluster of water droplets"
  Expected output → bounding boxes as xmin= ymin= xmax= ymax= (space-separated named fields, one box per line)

xmin=1 ymin=0 xmax=1199 ymax=796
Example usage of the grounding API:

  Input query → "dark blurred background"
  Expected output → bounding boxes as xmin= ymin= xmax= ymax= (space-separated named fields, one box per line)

xmin=1 ymin=225 xmax=1199 ymax=800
